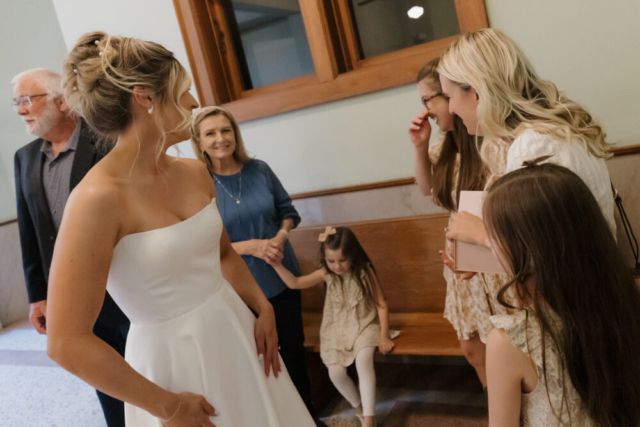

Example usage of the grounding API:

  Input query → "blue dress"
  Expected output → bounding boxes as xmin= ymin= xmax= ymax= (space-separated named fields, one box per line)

xmin=212 ymin=160 xmax=301 ymax=299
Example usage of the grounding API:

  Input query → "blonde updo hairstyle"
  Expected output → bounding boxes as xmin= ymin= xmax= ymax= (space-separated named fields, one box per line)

xmin=190 ymin=106 xmax=253 ymax=173
xmin=62 ymin=31 xmax=192 ymax=155
xmin=438 ymin=29 xmax=612 ymax=171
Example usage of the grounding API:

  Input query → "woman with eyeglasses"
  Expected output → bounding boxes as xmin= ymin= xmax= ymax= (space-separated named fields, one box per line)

xmin=408 ymin=57 xmax=513 ymax=389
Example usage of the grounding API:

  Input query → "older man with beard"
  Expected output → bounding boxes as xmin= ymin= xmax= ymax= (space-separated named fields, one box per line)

xmin=12 ymin=68 xmax=129 ymax=427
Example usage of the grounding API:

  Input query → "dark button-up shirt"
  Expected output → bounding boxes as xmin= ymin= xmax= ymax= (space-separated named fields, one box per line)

xmin=40 ymin=122 xmax=80 ymax=231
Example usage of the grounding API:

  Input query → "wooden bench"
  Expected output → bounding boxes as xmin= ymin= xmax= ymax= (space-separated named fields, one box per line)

xmin=289 ymin=214 xmax=463 ymax=357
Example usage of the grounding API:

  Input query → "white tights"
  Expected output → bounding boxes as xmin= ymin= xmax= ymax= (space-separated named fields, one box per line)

xmin=327 ymin=347 xmax=376 ymax=416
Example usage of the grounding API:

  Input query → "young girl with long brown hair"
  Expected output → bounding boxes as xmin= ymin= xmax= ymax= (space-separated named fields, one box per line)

xmin=273 ymin=227 xmax=395 ymax=427
xmin=482 ymin=163 xmax=640 ymax=427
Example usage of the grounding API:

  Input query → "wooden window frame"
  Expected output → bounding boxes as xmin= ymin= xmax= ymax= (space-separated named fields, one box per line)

xmin=174 ymin=0 xmax=488 ymax=123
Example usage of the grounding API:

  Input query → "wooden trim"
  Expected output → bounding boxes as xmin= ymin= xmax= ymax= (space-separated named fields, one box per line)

xmin=294 ymin=211 xmax=450 ymax=230
xmin=0 ymin=219 xmax=18 ymax=227
xmin=175 ymin=0 xmax=489 ymax=123
xmin=211 ymin=0 xmax=250 ymax=96
xmin=611 ymin=144 xmax=640 ymax=157
xmin=300 ymin=0 xmax=339 ymax=83
xmin=333 ymin=0 xmax=360 ymax=69
xmin=224 ymin=36 xmax=454 ymax=122
xmin=173 ymin=0 xmax=230 ymax=105
xmin=291 ymin=177 xmax=415 ymax=200
xmin=454 ymin=0 xmax=489 ymax=33
xmin=355 ymin=36 xmax=458 ymax=69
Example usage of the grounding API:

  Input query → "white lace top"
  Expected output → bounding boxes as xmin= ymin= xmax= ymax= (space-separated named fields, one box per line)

xmin=491 ymin=311 xmax=594 ymax=427
xmin=506 ymin=130 xmax=615 ymax=233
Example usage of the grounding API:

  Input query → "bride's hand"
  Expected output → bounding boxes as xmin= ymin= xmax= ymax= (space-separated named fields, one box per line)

xmin=254 ymin=303 xmax=281 ymax=378
xmin=162 ymin=392 xmax=218 ymax=427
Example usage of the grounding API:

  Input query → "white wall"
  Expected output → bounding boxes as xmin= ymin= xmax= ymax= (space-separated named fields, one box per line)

xmin=486 ymin=0 xmax=640 ymax=146
xmin=15 ymin=0 xmax=640 ymax=200
xmin=0 ymin=0 xmax=69 ymax=223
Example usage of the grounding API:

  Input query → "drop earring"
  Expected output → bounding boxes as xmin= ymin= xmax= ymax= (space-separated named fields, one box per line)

xmin=148 ymin=106 xmax=154 ymax=115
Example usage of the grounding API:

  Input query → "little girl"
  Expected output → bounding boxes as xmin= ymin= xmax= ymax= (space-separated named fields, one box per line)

xmin=476 ymin=163 xmax=640 ymax=426
xmin=273 ymin=226 xmax=395 ymax=427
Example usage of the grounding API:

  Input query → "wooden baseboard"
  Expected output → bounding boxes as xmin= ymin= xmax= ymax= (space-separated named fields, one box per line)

xmin=0 ymin=219 xmax=17 ymax=228
xmin=290 ymin=177 xmax=415 ymax=200
xmin=610 ymin=144 xmax=640 ymax=157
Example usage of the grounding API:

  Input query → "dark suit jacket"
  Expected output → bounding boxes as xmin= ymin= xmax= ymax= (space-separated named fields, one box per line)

xmin=14 ymin=120 xmax=128 ymax=327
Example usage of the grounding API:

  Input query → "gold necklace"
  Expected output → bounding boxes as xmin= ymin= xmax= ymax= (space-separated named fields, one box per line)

xmin=212 ymin=169 xmax=242 ymax=204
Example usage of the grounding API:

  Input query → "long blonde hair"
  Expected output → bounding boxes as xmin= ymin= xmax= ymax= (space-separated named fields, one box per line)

xmin=190 ymin=106 xmax=252 ymax=173
xmin=62 ymin=31 xmax=192 ymax=158
xmin=438 ymin=29 xmax=612 ymax=170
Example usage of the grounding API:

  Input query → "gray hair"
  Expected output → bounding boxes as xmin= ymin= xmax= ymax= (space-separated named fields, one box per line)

xmin=12 ymin=68 xmax=63 ymax=99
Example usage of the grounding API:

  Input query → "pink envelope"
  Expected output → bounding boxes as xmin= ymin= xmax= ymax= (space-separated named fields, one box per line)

xmin=454 ymin=191 xmax=505 ymax=274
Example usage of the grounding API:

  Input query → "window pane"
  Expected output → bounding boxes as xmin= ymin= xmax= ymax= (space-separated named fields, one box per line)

xmin=348 ymin=0 xmax=460 ymax=60
xmin=226 ymin=0 xmax=315 ymax=90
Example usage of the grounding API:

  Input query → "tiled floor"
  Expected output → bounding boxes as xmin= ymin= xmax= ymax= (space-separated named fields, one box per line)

xmin=0 ymin=320 xmax=487 ymax=426
xmin=0 ymin=319 xmax=106 ymax=427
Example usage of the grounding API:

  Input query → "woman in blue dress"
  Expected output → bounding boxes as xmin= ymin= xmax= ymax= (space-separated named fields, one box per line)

xmin=191 ymin=106 xmax=323 ymax=425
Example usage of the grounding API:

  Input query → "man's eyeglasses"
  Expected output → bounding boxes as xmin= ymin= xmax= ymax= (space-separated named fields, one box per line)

xmin=11 ymin=94 xmax=48 ymax=112
xmin=422 ymin=92 xmax=448 ymax=109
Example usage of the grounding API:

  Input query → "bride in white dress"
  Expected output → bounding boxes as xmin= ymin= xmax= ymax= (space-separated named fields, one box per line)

xmin=46 ymin=32 xmax=315 ymax=427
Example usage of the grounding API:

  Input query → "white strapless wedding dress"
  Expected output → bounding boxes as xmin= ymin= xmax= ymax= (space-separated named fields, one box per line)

xmin=106 ymin=199 xmax=315 ymax=426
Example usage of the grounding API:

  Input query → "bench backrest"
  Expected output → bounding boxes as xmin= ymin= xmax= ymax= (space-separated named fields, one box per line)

xmin=289 ymin=214 xmax=450 ymax=314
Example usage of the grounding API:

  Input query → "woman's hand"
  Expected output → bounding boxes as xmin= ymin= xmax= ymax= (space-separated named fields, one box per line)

xmin=252 ymin=240 xmax=284 ymax=266
xmin=439 ymin=249 xmax=477 ymax=281
xmin=378 ymin=336 xmax=395 ymax=355
xmin=254 ymin=303 xmax=282 ymax=378
xmin=268 ymin=232 xmax=287 ymax=255
xmin=162 ymin=392 xmax=218 ymax=427
xmin=445 ymin=212 xmax=489 ymax=247
xmin=408 ymin=112 xmax=432 ymax=149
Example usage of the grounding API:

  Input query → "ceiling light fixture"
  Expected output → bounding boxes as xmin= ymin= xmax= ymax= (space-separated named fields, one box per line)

xmin=407 ymin=6 xmax=424 ymax=19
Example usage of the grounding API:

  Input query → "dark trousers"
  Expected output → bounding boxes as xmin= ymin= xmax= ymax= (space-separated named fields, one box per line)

xmin=268 ymin=287 xmax=317 ymax=418
xmin=93 ymin=321 xmax=130 ymax=427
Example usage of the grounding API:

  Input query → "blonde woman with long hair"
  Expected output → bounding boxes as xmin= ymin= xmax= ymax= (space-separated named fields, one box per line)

xmin=438 ymin=28 xmax=615 ymax=264
xmin=46 ymin=32 xmax=315 ymax=427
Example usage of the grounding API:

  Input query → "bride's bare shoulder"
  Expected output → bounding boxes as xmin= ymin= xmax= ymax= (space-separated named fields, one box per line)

xmin=172 ymin=156 xmax=210 ymax=177
xmin=171 ymin=157 xmax=215 ymax=196
xmin=65 ymin=162 xmax=126 ymax=227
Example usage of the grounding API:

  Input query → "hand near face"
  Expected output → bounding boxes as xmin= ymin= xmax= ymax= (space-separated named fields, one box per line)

xmin=408 ymin=111 xmax=432 ymax=149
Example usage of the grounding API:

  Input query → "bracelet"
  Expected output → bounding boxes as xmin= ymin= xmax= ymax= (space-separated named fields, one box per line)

xmin=277 ymin=229 xmax=289 ymax=239
xmin=162 ymin=397 xmax=182 ymax=423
